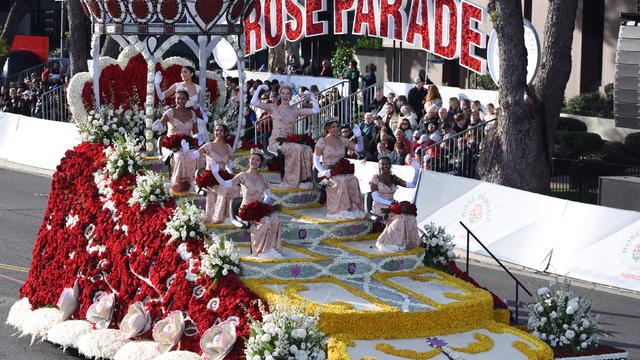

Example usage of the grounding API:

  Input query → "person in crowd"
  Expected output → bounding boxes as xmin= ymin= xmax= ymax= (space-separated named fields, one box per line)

xmin=309 ymin=84 xmax=320 ymax=96
xmin=441 ymin=122 xmax=456 ymax=141
xmin=362 ymin=63 xmax=377 ymax=111
xmin=447 ymin=97 xmax=462 ymax=121
xmin=291 ymin=86 xmax=308 ymax=104
xmin=244 ymin=106 xmax=257 ymax=143
xmin=426 ymin=121 xmax=442 ymax=143
xmin=469 ymin=110 xmax=482 ymax=127
xmin=392 ymin=140 xmax=409 ymax=165
xmin=386 ymin=92 xmax=397 ymax=111
xmin=320 ymin=59 xmax=333 ymax=77
xmin=250 ymin=84 xmax=320 ymax=190
xmin=370 ymin=156 xmax=420 ymax=252
xmin=424 ymin=84 xmax=443 ymax=113
xmin=422 ymin=154 xmax=433 ymax=170
xmin=376 ymin=141 xmax=396 ymax=162
xmin=304 ymin=58 xmax=320 ymax=76
xmin=438 ymin=107 xmax=449 ymax=124
xmin=314 ymin=119 xmax=365 ymax=219
xmin=398 ymin=119 xmax=414 ymax=146
xmin=454 ymin=135 xmax=479 ymax=179
xmin=460 ymin=98 xmax=472 ymax=119
xmin=453 ymin=113 xmax=468 ymax=133
xmin=286 ymin=53 xmax=301 ymax=75
xmin=471 ymin=100 xmax=484 ymax=118
xmin=380 ymin=132 xmax=396 ymax=152
xmin=483 ymin=103 xmax=497 ymax=132
xmin=340 ymin=125 xmax=353 ymax=139
xmin=411 ymin=131 xmax=424 ymax=153
xmin=407 ymin=77 xmax=428 ymax=119
xmin=342 ymin=60 xmax=360 ymax=117
xmin=399 ymin=105 xmax=418 ymax=129
xmin=382 ymin=102 xmax=399 ymax=131
xmin=369 ymin=90 xmax=387 ymax=113
xmin=394 ymin=95 xmax=407 ymax=114
xmin=210 ymin=150 xmax=283 ymax=259
xmin=152 ymin=90 xmax=200 ymax=193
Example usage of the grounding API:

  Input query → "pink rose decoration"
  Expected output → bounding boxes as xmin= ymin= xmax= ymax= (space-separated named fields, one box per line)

xmin=86 ymin=292 xmax=115 ymax=329
xmin=199 ymin=320 xmax=237 ymax=360
xmin=152 ymin=311 xmax=184 ymax=353
xmin=119 ymin=301 xmax=151 ymax=339
xmin=56 ymin=281 xmax=79 ymax=321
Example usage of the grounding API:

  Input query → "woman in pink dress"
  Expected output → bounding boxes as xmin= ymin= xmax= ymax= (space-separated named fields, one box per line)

xmin=210 ymin=150 xmax=282 ymax=259
xmin=370 ymin=156 xmax=421 ymax=253
xmin=196 ymin=123 xmax=240 ymax=224
xmin=313 ymin=120 xmax=365 ymax=219
xmin=153 ymin=90 xmax=199 ymax=193
xmin=250 ymin=84 xmax=320 ymax=190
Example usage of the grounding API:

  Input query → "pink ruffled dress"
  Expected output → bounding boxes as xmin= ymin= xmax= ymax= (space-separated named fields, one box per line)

xmin=316 ymin=136 xmax=363 ymax=215
xmin=166 ymin=109 xmax=197 ymax=192
xmin=232 ymin=171 xmax=282 ymax=256
xmin=267 ymin=105 xmax=313 ymax=189
xmin=370 ymin=174 xmax=419 ymax=251
xmin=199 ymin=142 xmax=240 ymax=224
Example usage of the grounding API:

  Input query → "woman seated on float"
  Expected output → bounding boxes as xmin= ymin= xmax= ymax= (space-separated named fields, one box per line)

xmin=370 ymin=156 xmax=421 ymax=253
xmin=313 ymin=119 xmax=366 ymax=219
xmin=250 ymin=84 xmax=320 ymax=190
xmin=210 ymin=150 xmax=283 ymax=259
xmin=152 ymin=90 xmax=200 ymax=193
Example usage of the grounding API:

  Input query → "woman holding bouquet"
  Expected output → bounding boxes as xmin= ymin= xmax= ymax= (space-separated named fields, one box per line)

xmin=210 ymin=150 xmax=282 ymax=259
xmin=370 ymin=156 xmax=421 ymax=252
xmin=153 ymin=90 xmax=199 ymax=193
xmin=250 ymin=84 xmax=320 ymax=190
xmin=196 ymin=123 xmax=239 ymax=224
xmin=313 ymin=120 xmax=366 ymax=219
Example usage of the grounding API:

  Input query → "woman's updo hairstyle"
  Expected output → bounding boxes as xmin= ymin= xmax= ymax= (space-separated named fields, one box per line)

xmin=183 ymin=66 xmax=197 ymax=82
xmin=323 ymin=118 xmax=339 ymax=134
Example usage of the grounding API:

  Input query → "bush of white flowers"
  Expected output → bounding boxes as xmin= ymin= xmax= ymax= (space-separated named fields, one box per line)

xmin=78 ymin=105 xmax=147 ymax=145
xmin=103 ymin=137 xmax=143 ymax=180
xmin=526 ymin=279 xmax=608 ymax=353
xmin=200 ymin=235 xmax=241 ymax=281
xmin=162 ymin=202 xmax=206 ymax=243
xmin=128 ymin=171 xmax=170 ymax=210
xmin=245 ymin=300 xmax=327 ymax=360
xmin=420 ymin=223 xmax=457 ymax=268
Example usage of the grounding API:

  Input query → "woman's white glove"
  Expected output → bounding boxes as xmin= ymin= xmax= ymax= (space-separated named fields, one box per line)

xmin=152 ymin=120 xmax=164 ymax=131
xmin=352 ymin=125 xmax=364 ymax=153
xmin=210 ymin=161 xmax=232 ymax=188
xmin=263 ymin=189 xmax=272 ymax=204
xmin=411 ymin=158 xmax=420 ymax=170
xmin=154 ymin=72 xmax=165 ymax=100
xmin=250 ymin=84 xmax=269 ymax=106
xmin=304 ymin=90 xmax=320 ymax=114
xmin=405 ymin=159 xmax=421 ymax=188
xmin=352 ymin=125 xmax=362 ymax=137
xmin=372 ymin=191 xmax=392 ymax=206
xmin=180 ymin=139 xmax=190 ymax=152
xmin=197 ymin=104 xmax=208 ymax=122
xmin=313 ymin=154 xmax=331 ymax=178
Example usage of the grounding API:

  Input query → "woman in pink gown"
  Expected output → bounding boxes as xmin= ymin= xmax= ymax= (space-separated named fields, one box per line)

xmin=197 ymin=123 xmax=240 ymax=224
xmin=313 ymin=120 xmax=365 ymax=219
xmin=250 ymin=84 xmax=320 ymax=190
xmin=153 ymin=90 xmax=199 ymax=193
xmin=370 ymin=156 xmax=421 ymax=253
xmin=211 ymin=151 xmax=282 ymax=259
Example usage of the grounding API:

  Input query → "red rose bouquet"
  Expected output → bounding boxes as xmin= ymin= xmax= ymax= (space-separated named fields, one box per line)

xmin=328 ymin=158 xmax=355 ymax=177
xmin=241 ymin=137 xmax=262 ymax=150
xmin=387 ymin=201 xmax=417 ymax=216
xmin=276 ymin=134 xmax=315 ymax=148
xmin=237 ymin=201 xmax=274 ymax=222
xmin=160 ymin=134 xmax=198 ymax=150
xmin=195 ymin=170 xmax=235 ymax=189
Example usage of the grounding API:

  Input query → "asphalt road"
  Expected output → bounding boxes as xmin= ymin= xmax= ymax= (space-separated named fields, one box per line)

xmin=0 ymin=167 xmax=638 ymax=359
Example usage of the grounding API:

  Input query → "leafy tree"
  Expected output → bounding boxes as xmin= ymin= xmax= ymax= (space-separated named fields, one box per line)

xmin=331 ymin=40 xmax=354 ymax=77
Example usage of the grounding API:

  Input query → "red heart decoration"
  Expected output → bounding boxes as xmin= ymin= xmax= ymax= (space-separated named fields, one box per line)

xmin=196 ymin=0 xmax=223 ymax=23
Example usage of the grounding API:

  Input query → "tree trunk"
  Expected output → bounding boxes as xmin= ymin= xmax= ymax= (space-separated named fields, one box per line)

xmin=478 ymin=0 xmax=578 ymax=194
xmin=268 ymin=42 xmax=286 ymax=73
xmin=101 ymin=36 xmax=121 ymax=58
xmin=67 ymin=0 xmax=89 ymax=75
xmin=0 ymin=0 xmax=40 ymax=73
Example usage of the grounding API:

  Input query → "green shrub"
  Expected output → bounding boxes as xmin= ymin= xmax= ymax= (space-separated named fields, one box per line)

xmin=557 ymin=117 xmax=587 ymax=132
xmin=601 ymin=141 xmax=640 ymax=165
xmin=624 ymin=132 xmax=640 ymax=158
xmin=559 ymin=132 xmax=603 ymax=158
xmin=355 ymin=37 xmax=383 ymax=50
xmin=562 ymin=88 xmax=613 ymax=118
xmin=331 ymin=40 xmax=354 ymax=79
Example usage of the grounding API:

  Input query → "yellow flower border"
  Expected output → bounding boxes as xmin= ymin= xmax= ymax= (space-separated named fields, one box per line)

xmin=281 ymin=203 xmax=368 ymax=224
xmin=171 ymin=191 xmax=202 ymax=197
xmin=142 ymin=156 xmax=160 ymax=161
xmin=485 ymin=322 xmax=554 ymax=360
xmin=321 ymin=234 xmax=423 ymax=258
xmin=204 ymin=222 xmax=236 ymax=229
xmin=236 ymin=243 xmax=332 ymax=263
xmin=493 ymin=308 xmax=512 ymax=325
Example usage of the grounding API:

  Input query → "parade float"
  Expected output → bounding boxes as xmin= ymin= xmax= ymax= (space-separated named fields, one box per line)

xmin=4 ymin=0 xmax=629 ymax=359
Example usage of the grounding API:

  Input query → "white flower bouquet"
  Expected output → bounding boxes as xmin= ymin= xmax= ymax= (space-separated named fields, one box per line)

xmin=128 ymin=171 xmax=170 ymax=210
xmin=526 ymin=279 xmax=609 ymax=353
xmin=245 ymin=299 xmax=327 ymax=360
xmin=200 ymin=235 xmax=241 ymax=281
xmin=161 ymin=202 xmax=206 ymax=243
xmin=78 ymin=104 xmax=147 ymax=145
xmin=420 ymin=223 xmax=457 ymax=268
xmin=103 ymin=137 xmax=143 ymax=180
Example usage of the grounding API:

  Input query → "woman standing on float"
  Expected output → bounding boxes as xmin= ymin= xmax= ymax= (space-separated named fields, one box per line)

xmin=370 ymin=156 xmax=421 ymax=253
xmin=250 ymin=84 xmax=320 ymax=189
xmin=196 ymin=123 xmax=239 ymax=224
xmin=210 ymin=150 xmax=282 ymax=259
xmin=314 ymin=119 xmax=366 ymax=219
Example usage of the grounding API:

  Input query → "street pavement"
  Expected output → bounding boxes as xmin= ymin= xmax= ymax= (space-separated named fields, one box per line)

xmin=0 ymin=166 xmax=638 ymax=359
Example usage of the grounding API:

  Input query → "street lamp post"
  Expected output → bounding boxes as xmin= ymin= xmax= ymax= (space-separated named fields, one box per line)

xmin=55 ymin=0 xmax=66 ymax=58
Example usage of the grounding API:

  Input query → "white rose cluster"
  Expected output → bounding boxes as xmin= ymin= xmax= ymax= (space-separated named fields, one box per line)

xmin=420 ymin=223 xmax=457 ymax=266
xmin=245 ymin=300 xmax=327 ymax=360
xmin=103 ymin=136 xmax=143 ymax=180
xmin=77 ymin=104 xmax=148 ymax=145
xmin=161 ymin=202 xmax=206 ymax=243
xmin=526 ymin=278 xmax=607 ymax=353
xmin=128 ymin=171 xmax=170 ymax=210
xmin=200 ymin=235 xmax=241 ymax=280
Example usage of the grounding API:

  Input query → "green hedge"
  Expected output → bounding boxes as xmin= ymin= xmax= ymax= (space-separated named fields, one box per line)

xmin=559 ymin=132 xmax=603 ymax=159
xmin=562 ymin=84 xmax=613 ymax=118
xmin=557 ymin=117 xmax=587 ymax=132
xmin=624 ymin=132 xmax=640 ymax=159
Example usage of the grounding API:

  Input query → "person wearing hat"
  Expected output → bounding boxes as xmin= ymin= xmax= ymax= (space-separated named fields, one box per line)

xmin=407 ymin=77 xmax=428 ymax=119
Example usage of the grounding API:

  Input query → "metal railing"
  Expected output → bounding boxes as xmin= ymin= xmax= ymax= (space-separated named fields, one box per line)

xmin=460 ymin=221 xmax=532 ymax=323
xmin=1 ymin=60 xmax=61 ymax=86
xmin=41 ymin=86 xmax=70 ymax=122
xmin=420 ymin=119 xmax=496 ymax=178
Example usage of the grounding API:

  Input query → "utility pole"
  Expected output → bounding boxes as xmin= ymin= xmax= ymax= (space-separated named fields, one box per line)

xmin=56 ymin=0 xmax=66 ymax=58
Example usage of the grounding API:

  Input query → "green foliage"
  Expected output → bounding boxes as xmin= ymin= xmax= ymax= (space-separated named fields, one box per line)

xmin=559 ymin=132 xmax=603 ymax=159
xmin=354 ymin=37 xmax=383 ymax=50
xmin=624 ymin=132 xmax=640 ymax=158
xmin=473 ymin=72 xmax=498 ymax=91
xmin=562 ymin=86 xmax=613 ymax=118
xmin=600 ymin=141 xmax=640 ymax=165
xmin=331 ymin=40 xmax=354 ymax=77
xmin=557 ymin=117 xmax=587 ymax=132
xmin=0 ymin=38 xmax=9 ymax=58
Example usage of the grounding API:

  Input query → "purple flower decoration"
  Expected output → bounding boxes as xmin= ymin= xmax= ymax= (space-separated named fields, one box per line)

xmin=349 ymin=225 xmax=359 ymax=235
xmin=396 ymin=259 xmax=405 ymax=270
xmin=290 ymin=265 xmax=302 ymax=278
xmin=198 ymin=199 xmax=207 ymax=208
xmin=298 ymin=229 xmax=307 ymax=239
xmin=347 ymin=263 xmax=357 ymax=275
xmin=427 ymin=337 xmax=447 ymax=348
xmin=299 ymin=194 xmax=309 ymax=203
xmin=153 ymin=163 xmax=164 ymax=172
xmin=241 ymin=231 xmax=251 ymax=242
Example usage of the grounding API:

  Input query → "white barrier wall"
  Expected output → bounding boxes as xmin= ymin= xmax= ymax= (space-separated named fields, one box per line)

xmin=0 ymin=113 xmax=81 ymax=171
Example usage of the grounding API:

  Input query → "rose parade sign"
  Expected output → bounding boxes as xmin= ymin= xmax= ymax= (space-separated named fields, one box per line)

xmin=244 ymin=0 xmax=488 ymax=74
